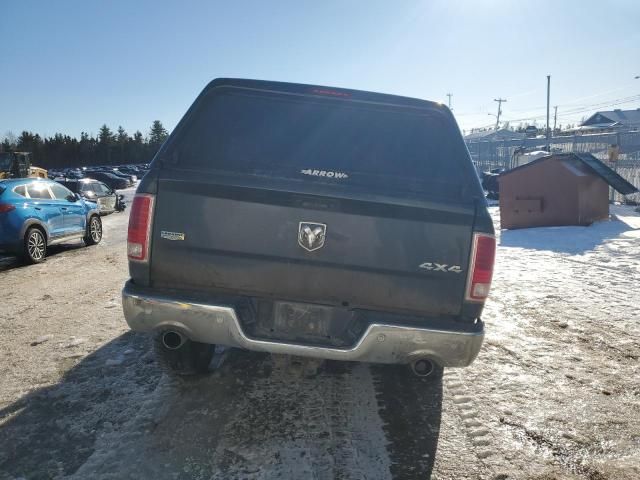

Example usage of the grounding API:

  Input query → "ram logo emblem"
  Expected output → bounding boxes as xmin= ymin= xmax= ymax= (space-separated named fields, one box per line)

xmin=298 ymin=222 xmax=327 ymax=252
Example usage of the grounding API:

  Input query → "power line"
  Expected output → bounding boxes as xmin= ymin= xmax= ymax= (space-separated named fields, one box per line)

xmin=456 ymin=81 xmax=640 ymax=117
xmin=534 ymin=96 xmax=640 ymax=122
xmin=468 ymin=94 xmax=640 ymax=128
xmin=554 ymin=80 xmax=640 ymax=107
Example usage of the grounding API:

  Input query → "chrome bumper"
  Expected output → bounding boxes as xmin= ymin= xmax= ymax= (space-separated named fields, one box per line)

xmin=122 ymin=281 xmax=484 ymax=367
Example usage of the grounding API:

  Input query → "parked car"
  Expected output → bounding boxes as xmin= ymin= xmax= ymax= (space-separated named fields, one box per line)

xmin=91 ymin=168 xmax=136 ymax=186
xmin=83 ymin=171 xmax=129 ymax=190
xmin=0 ymin=178 xmax=102 ymax=263
xmin=122 ymin=78 xmax=496 ymax=379
xmin=59 ymin=178 xmax=122 ymax=215
xmin=62 ymin=169 xmax=84 ymax=179
xmin=112 ymin=168 xmax=137 ymax=184
xmin=116 ymin=166 xmax=144 ymax=178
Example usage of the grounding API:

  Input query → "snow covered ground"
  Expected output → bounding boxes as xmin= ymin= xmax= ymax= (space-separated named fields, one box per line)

xmin=455 ymin=205 xmax=640 ymax=479
xmin=0 ymin=203 xmax=638 ymax=479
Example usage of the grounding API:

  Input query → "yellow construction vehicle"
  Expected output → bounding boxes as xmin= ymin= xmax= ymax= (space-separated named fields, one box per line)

xmin=0 ymin=152 xmax=48 ymax=179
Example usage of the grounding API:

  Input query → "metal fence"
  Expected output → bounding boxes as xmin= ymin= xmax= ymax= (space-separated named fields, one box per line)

xmin=466 ymin=129 xmax=640 ymax=203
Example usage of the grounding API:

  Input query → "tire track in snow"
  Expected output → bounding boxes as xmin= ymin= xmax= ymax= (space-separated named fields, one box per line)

xmin=71 ymin=353 xmax=393 ymax=480
xmin=207 ymin=358 xmax=391 ymax=480
xmin=443 ymin=369 xmax=496 ymax=460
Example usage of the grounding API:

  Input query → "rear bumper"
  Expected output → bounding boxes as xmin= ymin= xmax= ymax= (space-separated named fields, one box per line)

xmin=122 ymin=281 xmax=484 ymax=367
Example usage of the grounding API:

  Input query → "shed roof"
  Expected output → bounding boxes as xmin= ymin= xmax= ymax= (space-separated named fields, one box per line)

xmin=500 ymin=153 xmax=639 ymax=195
xmin=582 ymin=109 xmax=640 ymax=127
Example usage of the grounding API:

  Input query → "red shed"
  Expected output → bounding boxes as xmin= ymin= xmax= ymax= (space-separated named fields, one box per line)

xmin=498 ymin=153 xmax=638 ymax=230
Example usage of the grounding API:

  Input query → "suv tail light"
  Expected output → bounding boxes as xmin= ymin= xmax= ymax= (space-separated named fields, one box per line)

xmin=0 ymin=203 xmax=16 ymax=214
xmin=127 ymin=194 xmax=155 ymax=262
xmin=465 ymin=233 xmax=496 ymax=302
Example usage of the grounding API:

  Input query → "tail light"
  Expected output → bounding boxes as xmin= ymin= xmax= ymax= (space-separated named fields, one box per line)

xmin=465 ymin=233 xmax=496 ymax=302
xmin=127 ymin=194 xmax=155 ymax=262
xmin=0 ymin=203 xmax=16 ymax=214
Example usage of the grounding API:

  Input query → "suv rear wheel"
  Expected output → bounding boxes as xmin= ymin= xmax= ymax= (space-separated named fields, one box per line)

xmin=23 ymin=227 xmax=47 ymax=264
xmin=153 ymin=331 xmax=215 ymax=377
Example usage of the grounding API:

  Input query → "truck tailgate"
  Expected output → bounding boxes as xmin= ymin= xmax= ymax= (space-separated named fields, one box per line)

xmin=149 ymin=175 xmax=474 ymax=317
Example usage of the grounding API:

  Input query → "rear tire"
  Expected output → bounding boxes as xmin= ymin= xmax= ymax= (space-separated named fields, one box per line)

xmin=23 ymin=227 xmax=47 ymax=264
xmin=84 ymin=215 xmax=102 ymax=245
xmin=153 ymin=333 xmax=215 ymax=377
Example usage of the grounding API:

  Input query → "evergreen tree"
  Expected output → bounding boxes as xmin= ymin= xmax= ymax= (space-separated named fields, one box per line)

xmin=16 ymin=132 xmax=46 ymax=166
xmin=115 ymin=126 xmax=129 ymax=164
xmin=149 ymin=120 xmax=168 ymax=148
xmin=98 ymin=124 xmax=115 ymax=145
xmin=98 ymin=125 xmax=115 ymax=164
xmin=1 ymin=138 xmax=13 ymax=152
xmin=116 ymin=126 xmax=128 ymax=144
xmin=2 ymin=131 xmax=17 ymax=151
xmin=4 ymin=122 xmax=168 ymax=168
xmin=79 ymin=132 xmax=97 ymax=166
xmin=129 ymin=130 xmax=145 ymax=163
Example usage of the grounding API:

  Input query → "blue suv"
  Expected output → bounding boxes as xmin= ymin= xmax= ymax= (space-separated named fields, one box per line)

xmin=0 ymin=178 xmax=102 ymax=263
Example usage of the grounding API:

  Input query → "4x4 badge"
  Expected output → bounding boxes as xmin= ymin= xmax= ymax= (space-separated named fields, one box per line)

xmin=298 ymin=222 xmax=327 ymax=252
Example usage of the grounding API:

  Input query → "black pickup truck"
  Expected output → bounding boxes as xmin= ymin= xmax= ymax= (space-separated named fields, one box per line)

xmin=122 ymin=78 xmax=496 ymax=378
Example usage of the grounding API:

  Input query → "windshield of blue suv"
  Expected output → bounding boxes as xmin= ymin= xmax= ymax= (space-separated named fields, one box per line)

xmin=166 ymin=89 xmax=477 ymax=201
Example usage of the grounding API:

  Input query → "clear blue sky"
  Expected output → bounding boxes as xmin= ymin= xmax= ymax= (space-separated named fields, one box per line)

xmin=2 ymin=0 xmax=639 ymax=139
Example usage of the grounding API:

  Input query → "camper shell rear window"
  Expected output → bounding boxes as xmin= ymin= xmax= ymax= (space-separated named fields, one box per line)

xmin=164 ymin=87 xmax=476 ymax=200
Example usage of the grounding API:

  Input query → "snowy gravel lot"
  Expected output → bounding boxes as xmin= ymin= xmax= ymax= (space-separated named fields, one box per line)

xmin=1 ymin=195 xmax=639 ymax=480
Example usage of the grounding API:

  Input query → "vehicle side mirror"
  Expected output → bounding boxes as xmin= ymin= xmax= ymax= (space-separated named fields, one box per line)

xmin=67 ymin=193 xmax=79 ymax=202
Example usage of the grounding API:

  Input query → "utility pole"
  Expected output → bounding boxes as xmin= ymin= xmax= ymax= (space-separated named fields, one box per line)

xmin=494 ymin=98 xmax=506 ymax=130
xmin=553 ymin=105 xmax=558 ymax=134
xmin=546 ymin=75 xmax=551 ymax=150
xmin=446 ymin=93 xmax=453 ymax=110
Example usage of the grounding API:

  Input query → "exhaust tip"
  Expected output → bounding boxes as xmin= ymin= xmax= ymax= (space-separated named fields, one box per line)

xmin=162 ymin=330 xmax=186 ymax=350
xmin=412 ymin=358 xmax=435 ymax=377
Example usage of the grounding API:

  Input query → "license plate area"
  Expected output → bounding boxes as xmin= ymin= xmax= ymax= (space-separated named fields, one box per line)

xmin=236 ymin=299 xmax=366 ymax=348
xmin=273 ymin=301 xmax=335 ymax=337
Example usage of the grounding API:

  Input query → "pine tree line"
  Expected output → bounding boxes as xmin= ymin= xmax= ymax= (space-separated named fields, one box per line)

xmin=1 ymin=121 xmax=169 ymax=169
